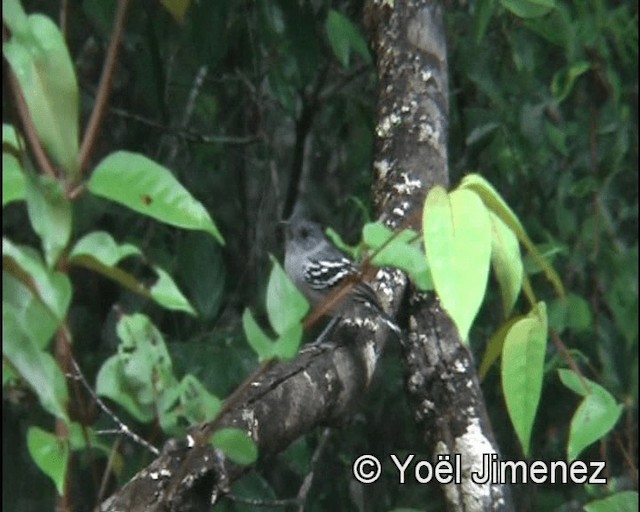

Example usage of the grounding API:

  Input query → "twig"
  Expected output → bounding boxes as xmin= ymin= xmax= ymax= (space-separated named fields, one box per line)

xmin=296 ymin=428 xmax=331 ymax=512
xmin=69 ymin=357 xmax=160 ymax=456
xmin=96 ymin=437 xmax=122 ymax=506
xmin=108 ymin=106 xmax=260 ymax=145
xmin=224 ymin=494 xmax=300 ymax=508
xmin=79 ymin=0 xmax=131 ymax=173
xmin=3 ymin=25 xmax=58 ymax=179
xmin=549 ymin=329 xmax=590 ymax=393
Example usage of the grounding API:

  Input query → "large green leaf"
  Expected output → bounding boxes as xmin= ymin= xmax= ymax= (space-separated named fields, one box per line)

xmin=558 ymin=369 xmax=623 ymax=461
xmin=3 ymin=273 xmax=58 ymax=349
xmin=24 ymin=174 xmax=72 ymax=267
xmin=478 ymin=315 xmax=525 ymax=380
xmin=2 ymin=238 xmax=72 ymax=321
xmin=96 ymin=313 xmax=179 ymax=423
xmin=69 ymin=231 xmax=195 ymax=315
xmin=266 ymin=256 xmax=309 ymax=335
xmin=489 ymin=211 xmax=523 ymax=316
xmin=69 ymin=231 xmax=141 ymax=265
xmin=423 ymin=186 xmax=492 ymax=341
xmin=3 ymin=0 xmax=79 ymax=177
xmin=3 ymin=309 xmax=69 ymax=422
xmin=27 ymin=427 xmax=69 ymax=496
xmin=501 ymin=303 xmax=547 ymax=455
xmin=88 ymin=151 xmax=224 ymax=244
xmin=460 ymin=174 xmax=565 ymax=298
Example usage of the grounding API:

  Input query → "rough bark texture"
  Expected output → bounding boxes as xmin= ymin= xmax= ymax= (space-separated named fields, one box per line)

xmin=365 ymin=0 xmax=512 ymax=510
xmin=98 ymin=311 xmax=401 ymax=511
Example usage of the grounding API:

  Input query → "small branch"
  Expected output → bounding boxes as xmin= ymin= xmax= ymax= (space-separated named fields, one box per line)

xmin=296 ymin=428 xmax=331 ymax=512
xmin=549 ymin=328 xmax=591 ymax=393
xmin=59 ymin=0 xmax=69 ymax=39
xmin=78 ymin=0 xmax=131 ymax=173
xmin=69 ymin=357 xmax=160 ymax=456
xmin=108 ymin=106 xmax=260 ymax=145
xmin=3 ymin=25 xmax=58 ymax=178
xmin=225 ymin=494 xmax=300 ymax=508
xmin=96 ymin=438 xmax=122 ymax=506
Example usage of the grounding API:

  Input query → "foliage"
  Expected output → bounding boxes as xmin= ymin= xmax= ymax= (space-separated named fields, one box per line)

xmin=2 ymin=0 xmax=636 ymax=510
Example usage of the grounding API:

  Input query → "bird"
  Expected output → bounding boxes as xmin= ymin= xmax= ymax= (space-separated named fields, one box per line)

xmin=284 ymin=215 xmax=402 ymax=337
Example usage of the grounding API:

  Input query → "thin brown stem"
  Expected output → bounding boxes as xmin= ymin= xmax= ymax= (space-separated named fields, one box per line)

xmin=549 ymin=328 xmax=590 ymax=393
xmin=78 ymin=0 xmax=131 ymax=173
xmin=4 ymin=25 xmax=58 ymax=179
xmin=55 ymin=328 xmax=73 ymax=512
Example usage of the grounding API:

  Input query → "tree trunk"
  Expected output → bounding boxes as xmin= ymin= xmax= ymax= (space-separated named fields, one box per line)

xmin=365 ymin=0 xmax=513 ymax=509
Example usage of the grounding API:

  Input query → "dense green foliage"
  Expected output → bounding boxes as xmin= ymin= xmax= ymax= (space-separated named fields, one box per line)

xmin=3 ymin=0 xmax=637 ymax=510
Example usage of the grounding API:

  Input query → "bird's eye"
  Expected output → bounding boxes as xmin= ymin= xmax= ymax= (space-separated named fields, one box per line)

xmin=300 ymin=227 xmax=309 ymax=239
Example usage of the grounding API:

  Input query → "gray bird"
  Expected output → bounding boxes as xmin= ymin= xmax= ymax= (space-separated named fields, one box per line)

xmin=284 ymin=216 xmax=401 ymax=336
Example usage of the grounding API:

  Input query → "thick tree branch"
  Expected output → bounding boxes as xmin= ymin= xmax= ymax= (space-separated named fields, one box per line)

xmin=98 ymin=309 xmax=402 ymax=511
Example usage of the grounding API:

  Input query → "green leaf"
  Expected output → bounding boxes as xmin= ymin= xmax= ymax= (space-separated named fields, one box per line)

xmin=177 ymin=232 xmax=225 ymax=320
xmin=325 ymin=9 xmax=371 ymax=68
xmin=2 ymin=153 xmax=26 ymax=206
xmin=150 ymin=267 xmax=196 ymax=316
xmin=266 ymin=256 xmax=309 ymax=335
xmin=95 ymin=356 xmax=154 ymax=423
xmin=548 ymin=293 xmax=592 ymax=333
xmin=460 ymin=174 xmax=565 ymax=298
xmin=179 ymin=374 xmax=222 ymax=424
xmin=363 ymin=222 xmax=433 ymax=291
xmin=523 ymin=241 xmax=566 ymax=275
xmin=325 ymin=227 xmax=358 ymax=259
xmin=551 ymin=61 xmax=591 ymax=102
xmin=69 ymin=231 xmax=195 ymax=315
xmin=558 ymin=369 xmax=624 ymax=461
xmin=500 ymin=0 xmax=555 ymax=18
xmin=88 ymin=151 xmax=224 ymax=244
xmin=473 ymin=0 xmax=497 ymax=43
xmin=501 ymin=303 xmax=547 ymax=455
xmin=242 ymin=308 xmax=276 ymax=362
xmin=3 ymin=0 xmax=79 ymax=177
xmin=274 ymin=323 xmax=303 ymax=360
xmin=96 ymin=313 xmax=179 ymax=423
xmin=3 ymin=124 xmax=26 ymax=206
xmin=3 ymin=272 xmax=59 ymax=349
xmin=423 ymin=186 xmax=492 ymax=341
xmin=24 ymin=174 xmax=72 ymax=267
xmin=2 ymin=238 xmax=72 ymax=321
xmin=27 ymin=427 xmax=69 ymax=496
xmin=69 ymin=231 xmax=141 ymax=265
xmin=489 ymin=212 xmax=523 ymax=316
xmin=211 ymin=428 xmax=258 ymax=466
xmin=3 ymin=309 xmax=69 ymax=422
xmin=478 ymin=315 xmax=525 ymax=380
xmin=584 ymin=491 xmax=639 ymax=512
